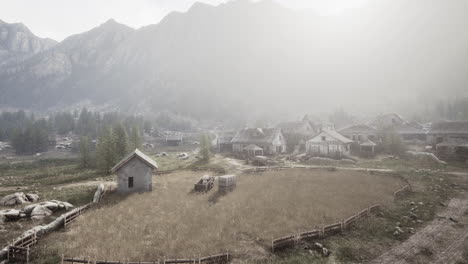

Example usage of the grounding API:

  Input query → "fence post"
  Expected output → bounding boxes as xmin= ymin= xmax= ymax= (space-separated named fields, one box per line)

xmin=26 ymin=245 xmax=30 ymax=264
xmin=62 ymin=254 xmax=64 ymax=264
xmin=271 ymin=237 xmax=274 ymax=253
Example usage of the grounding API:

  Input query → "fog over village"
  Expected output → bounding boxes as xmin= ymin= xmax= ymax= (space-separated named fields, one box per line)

xmin=0 ymin=1 xmax=468 ymax=264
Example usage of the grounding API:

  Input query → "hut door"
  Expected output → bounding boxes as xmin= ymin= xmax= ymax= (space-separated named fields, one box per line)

xmin=128 ymin=177 xmax=134 ymax=188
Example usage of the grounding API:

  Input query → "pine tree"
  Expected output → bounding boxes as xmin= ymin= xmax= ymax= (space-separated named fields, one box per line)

xmin=200 ymin=133 xmax=211 ymax=163
xmin=113 ymin=123 xmax=128 ymax=160
xmin=79 ymin=136 xmax=92 ymax=168
xmin=129 ymin=126 xmax=141 ymax=151
xmin=96 ymin=127 xmax=116 ymax=174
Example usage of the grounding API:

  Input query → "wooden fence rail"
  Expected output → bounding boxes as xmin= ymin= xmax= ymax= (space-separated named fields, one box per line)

xmin=271 ymin=204 xmax=381 ymax=252
xmin=64 ymin=203 xmax=93 ymax=228
xmin=62 ymin=252 xmax=231 ymax=264
xmin=394 ymin=185 xmax=412 ymax=199
xmin=0 ymin=185 xmax=106 ymax=263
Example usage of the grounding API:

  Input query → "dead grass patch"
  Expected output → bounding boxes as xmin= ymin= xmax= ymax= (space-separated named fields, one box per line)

xmin=38 ymin=169 xmax=404 ymax=261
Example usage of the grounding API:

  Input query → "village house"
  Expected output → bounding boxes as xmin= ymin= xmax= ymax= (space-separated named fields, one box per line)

xmin=231 ymin=128 xmax=286 ymax=157
xmin=276 ymin=120 xmax=317 ymax=153
xmin=165 ymin=133 xmax=183 ymax=146
xmin=339 ymin=124 xmax=377 ymax=143
xmin=371 ymin=114 xmax=426 ymax=143
xmin=111 ymin=149 xmax=158 ymax=194
xmin=339 ymin=124 xmax=378 ymax=156
xmin=306 ymin=130 xmax=353 ymax=158
xmin=213 ymin=131 xmax=236 ymax=153
xmin=371 ymin=113 xmax=404 ymax=128
xmin=394 ymin=123 xmax=427 ymax=143
xmin=428 ymin=121 xmax=468 ymax=161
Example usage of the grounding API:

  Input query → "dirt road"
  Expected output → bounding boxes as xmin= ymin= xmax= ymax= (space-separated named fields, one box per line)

xmin=369 ymin=193 xmax=468 ymax=264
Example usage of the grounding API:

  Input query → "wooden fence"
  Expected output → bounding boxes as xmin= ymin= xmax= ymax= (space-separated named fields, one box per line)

xmin=271 ymin=204 xmax=381 ymax=252
xmin=6 ymin=232 xmax=38 ymax=263
xmin=64 ymin=203 xmax=93 ymax=228
xmin=241 ymin=165 xmax=396 ymax=175
xmin=394 ymin=184 xmax=412 ymax=199
xmin=1 ymin=185 xmax=105 ymax=263
xmin=62 ymin=252 xmax=231 ymax=264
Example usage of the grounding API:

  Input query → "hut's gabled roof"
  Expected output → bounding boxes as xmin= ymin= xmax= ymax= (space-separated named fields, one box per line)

xmin=111 ymin=149 xmax=158 ymax=173
xmin=231 ymin=128 xmax=282 ymax=145
xmin=429 ymin=121 xmax=468 ymax=134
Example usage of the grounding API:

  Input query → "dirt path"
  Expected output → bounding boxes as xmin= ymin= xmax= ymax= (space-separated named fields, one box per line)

xmin=369 ymin=193 xmax=468 ymax=264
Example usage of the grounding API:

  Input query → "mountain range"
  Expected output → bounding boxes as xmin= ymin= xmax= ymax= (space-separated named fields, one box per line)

xmin=0 ymin=0 xmax=467 ymax=122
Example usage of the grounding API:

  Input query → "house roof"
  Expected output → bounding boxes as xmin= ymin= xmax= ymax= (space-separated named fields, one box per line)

xmin=437 ymin=140 xmax=468 ymax=147
xmin=308 ymin=130 xmax=354 ymax=144
xmin=231 ymin=128 xmax=282 ymax=145
xmin=339 ymin=124 xmax=377 ymax=134
xmin=394 ymin=123 xmax=426 ymax=135
xmin=276 ymin=121 xmax=316 ymax=135
xmin=111 ymin=149 xmax=158 ymax=173
xmin=244 ymin=144 xmax=263 ymax=151
xmin=429 ymin=121 xmax=468 ymax=134
xmin=217 ymin=131 xmax=236 ymax=144
xmin=360 ymin=139 xmax=376 ymax=146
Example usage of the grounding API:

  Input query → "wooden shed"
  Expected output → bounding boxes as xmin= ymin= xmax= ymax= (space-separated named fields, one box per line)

xmin=111 ymin=149 xmax=158 ymax=194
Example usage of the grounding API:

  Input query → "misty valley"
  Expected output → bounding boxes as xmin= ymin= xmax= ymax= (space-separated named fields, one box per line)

xmin=1 ymin=1 xmax=468 ymax=264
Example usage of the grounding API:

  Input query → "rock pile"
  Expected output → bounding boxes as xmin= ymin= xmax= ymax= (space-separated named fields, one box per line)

xmin=0 ymin=192 xmax=40 ymax=206
xmin=0 ymin=200 xmax=73 ymax=223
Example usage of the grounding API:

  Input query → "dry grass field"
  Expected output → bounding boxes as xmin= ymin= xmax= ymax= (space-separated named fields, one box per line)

xmin=39 ymin=169 xmax=405 ymax=261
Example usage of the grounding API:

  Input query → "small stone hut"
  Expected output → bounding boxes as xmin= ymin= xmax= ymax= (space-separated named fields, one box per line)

xmin=111 ymin=149 xmax=158 ymax=194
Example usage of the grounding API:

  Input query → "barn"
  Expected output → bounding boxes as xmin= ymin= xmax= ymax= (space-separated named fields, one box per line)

xmin=306 ymin=130 xmax=353 ymax=158
xmin=111 ymin=149 xmax=158 ymax=194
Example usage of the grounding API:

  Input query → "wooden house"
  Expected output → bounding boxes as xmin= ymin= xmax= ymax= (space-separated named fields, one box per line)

xmin=214 ymin=131 xmax=236 ymax=152
xmin=371 ymin=113 xmax=404 ymax=128
xmin=231 ymin=128 xmax=286 ymax=157
xmin=428 ymin=121 xmax=468 ymax=161
xmin=165 ymin=133 xmax=183 ymax=146
xmin=339 ymin=124 xmax=377 ymax=143
xmin=111 ymin=149 xmax=158 ymax=194
xmin=276 ymin=120 xmax=317 ymax=152
xmin=306 ymin=130 xmax=353 ymax=158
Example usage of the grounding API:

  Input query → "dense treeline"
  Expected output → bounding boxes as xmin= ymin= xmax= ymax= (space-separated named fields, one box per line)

xmin=0 ymin=108 xmax=154 ymax=156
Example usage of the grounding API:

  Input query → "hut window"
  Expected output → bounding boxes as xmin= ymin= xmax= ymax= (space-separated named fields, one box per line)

xmin=128 ymin=177 xmax=134 ymax=188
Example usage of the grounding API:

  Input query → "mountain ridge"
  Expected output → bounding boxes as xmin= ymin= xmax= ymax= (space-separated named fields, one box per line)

xmin=0 ymin=0 xmax=467 ymax=121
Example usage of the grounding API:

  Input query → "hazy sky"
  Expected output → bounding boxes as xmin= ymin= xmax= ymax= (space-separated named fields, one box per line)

xmin=0 ymin=0 xmax=368 ymax=41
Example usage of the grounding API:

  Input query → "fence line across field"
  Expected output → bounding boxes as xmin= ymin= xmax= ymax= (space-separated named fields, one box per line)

xmin=271 ymin=204 xmax=382 ymax=252
xmin=62 ymin=251 xmax=231 ymax=264
xmin=0 ymin=185 xmax=106 ymax=263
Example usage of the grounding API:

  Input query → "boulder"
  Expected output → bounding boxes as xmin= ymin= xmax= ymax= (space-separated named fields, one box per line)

xmin=0 ymin=209 xmax=21 ymax=223
xmin=30 ymin=206 xmax=52 ymax=221
xmin=25 ymin=193 xmax=40 ymax=202
xmin=39 ymin=201 xmax=59 ymax=211
xmin=0 ymin=192 xmax=29 ymax=206
xmin=22 ymin=204 xmax=38 ymax=215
